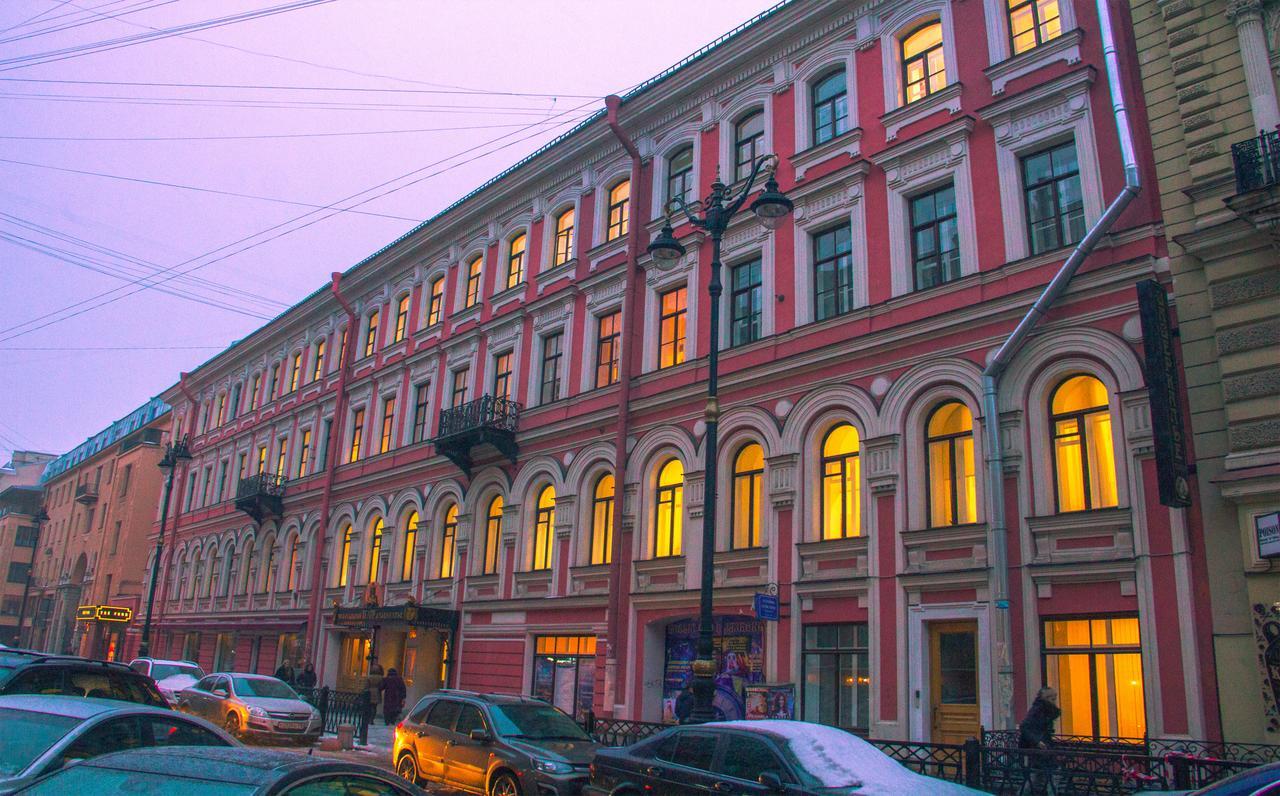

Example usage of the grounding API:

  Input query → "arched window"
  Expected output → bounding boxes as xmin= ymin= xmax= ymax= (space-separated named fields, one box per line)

xmin=440 ymin=504 xmax=458 ymax=579
xmin=311 ymin=339 xmax=326 ymax=382
xmin=667 ymin=145 xmax=694 ymax=205
xmin=654 ymin=458 xmax=684 ymax=558
xmin=363 ymin=309 xmax=379 ymax=358
xmin=337 ymin=524 xmax=352 ymax=587
xmin=811 ymin=68 xmax=849 ymax=145
xmin=241 ymin=539 xmax=255 ymax=593
xmin=401 ymin=511 xmax=418 ymax=582
xmin=506 ymin=233 xmax=526 ymax=289
xmin=284 ymin=534 xmax=299 ymax=591
xmin=532 ymin=485 xmax=555 ymax=571
xmin=732 ymin=443 xmax=765 ymax=549
xmin=902 ymin=21 xmax=946 ymax=104
xmin=553 ymin=208 xmax=575 ymax=266
xmin=607 ymin=180 xmax=630 ymax=241
xmin=1050 ymin=375 xmax=1118 ymax=512
xmin=483 ymin=496 xmax=503 ymax=575
xmin=926 ymin=402 xmax=977 ymax=527
xmin=465 ymin=255 xmax=483 ymax=308
xmin=590 ymin=473 xmax=614 ymax=566
xmin=262 ymin=539 xmax=277 ymax=594
xmin=820 ymin=424 xmax=861 ymax=539
xmin=734 ymin=110 xmax=765 ymax=181
xmin=220 ymin=547 xmax=236 ymax=597
xmin=393 ymin=293 xmax=410 ymax=343
xmin=427 ymin=276 xmax=445 ymax=326
xmin=367 ymin=517 xmax=384 ymax=584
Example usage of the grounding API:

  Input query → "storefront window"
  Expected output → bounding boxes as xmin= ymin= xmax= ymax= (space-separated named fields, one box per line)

xmin=802 ymin=624 xmax=870 ymax=730
xmin=663 ymin=617 xmax=765 ymax=722
xmin=531 ymin=635 xmax=597 ymax=721
xmin=1042 ymin=616 xmax=1145 ymax=739
xmin=212 ymin=633 xmax=235 ymax=673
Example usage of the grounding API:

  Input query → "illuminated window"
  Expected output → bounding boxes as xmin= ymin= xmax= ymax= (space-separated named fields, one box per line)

xmin=451 ymin=368 xmax=469 ymax=408
xmin=249 ymin=373 xmax=261 ymax=411
xmin=1009 ymin=0 xmax=1062 ymax=54
xmin=401 ymin=511 xmax=418 ymax=582
xmin=811 ymin=69 xmax=849 ymax=146
xmin=607 ymin=180 xmax=630 ymax=241
xmin=311 ymin=339 xmax=326 ymax=382
xmin=285 ymin=353 xmax=298 ymax=393
xmin=337 ymin=327 xmax=348 ymax=367
xmin=257 ymin=445 xmax=267 ymax=475
xmin=1043 ymin=616 xmax=1145 ymax=739
xmin=1023 ymin=141 xmax=1085 ymax=255
xmin=349 ymin=408 xmax=364 ymax=463
xmin=393 ymin=294 xmax=410 ymax=343
xmin=506 ymin=233 xmax=526 ymax=289
xmin=363 ymin=310 xmax=379 ymax=358
xmin=531 ymin=635 xmax=598 ymax=721
xmin=215 ymin=393 xmax=226 ymax=426
xmin=491 ymin=352 xmax=513 ymax=400
xmin=910 ymin=183 xmax=961 ymax=290
xmin=734 ymin=110 xmax=765 ymax=181
xmin=732 ymin=443 xmax=764 ymax=549
xmin=483 ymin=496 xmax=503 ymax=575
xmin=926 ymin=402 xmax=977 ymax=527
xmin=368 ymin=517 xmax=383 ymax=584
xmin=532 ymin=485 xmax=555 ymax=571
xmin=667 ymin=145 xmax=694 ymax=205
xmin=820 ymin=424 xmax=861 ymax=539
xmin=902 ymin=22 xmax=946 ymax=105
xmin=654 ymin=458 xmax=684 ymax=558
xmin=275 ymin=438 xmax=287 ymax=477
xmin=1050 ymin=375 xmax=1118 ymax=512
xmin=590 ymin=473 xmax=614 ymax=566
xmin=730 ymin=257 xmax=762 ymax=347
xmin=813 ymin=223 xmax=854 ymax=321
xmin=439 ymin=504 xmax=457 ymax=579
xmin=658 ymin=286 xmax=687 ymax=369
xmin=297 ymin=429 xmax=311 ymax=479
xmin=553 ymin=208 xmax=575 ymax=266
xmin=379 ymin=396 xmax=396 ymax=454
xmin=465 ymin=256 xmax=483 ymax=308
xmin=337 ymin=524 xmax=352 ymax=587
xmin=284 ymin=534 xmax=299 ymax=591
xmin=595 ymin=311 xmax=621 ymax=388
xmin=427 ymin=277 xmax=445 ymax=326
xmin=268 ymin=363 xmax=280 ymax=402
xmin=262 ymin=538 xmax=276 ymax=594
xmin=539 ymin=332 xmax=563 ymax=405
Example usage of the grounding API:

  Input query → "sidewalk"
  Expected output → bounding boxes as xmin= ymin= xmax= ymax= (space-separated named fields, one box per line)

xmin=258 ymin=723 xmax=463 ymax=793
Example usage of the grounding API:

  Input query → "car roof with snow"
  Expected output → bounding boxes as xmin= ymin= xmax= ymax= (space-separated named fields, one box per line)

xmin=0 ymin=694 xmax=172 ymax=719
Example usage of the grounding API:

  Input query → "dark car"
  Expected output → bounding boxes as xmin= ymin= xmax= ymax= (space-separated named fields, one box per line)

xmin=584 ymin=720 xmax=986 ymax=796
xmin=0 ymin=649 xmax=167 ymax=708
xmin=1136 ymin=761 xmax=1280 ymax=796
xmin=13 ymin=746 xmax=428 ymax=795
xmin=393 ymin=689 xmax=598 ymax=795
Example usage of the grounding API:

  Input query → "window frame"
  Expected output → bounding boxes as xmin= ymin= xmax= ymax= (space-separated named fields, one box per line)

xmin=606 ymin=180 xmax=630 ymax=242
xmin=666 ymin=145 xmax=695 ymax=206
xmin=552 ymin=207 xmax=575 ymax=266
xmin=363 ymin=309 xmax=379 ymax=359
xmin=393 ymin=294 xmax=410 ymax=343
xmin=812 ymin=223 xmax=855 ymax=322
xmin=491 ymin=352 xmax=513 ymax=400
xmin=1021 ymin=139 xmax=1085 ymax=256
xmin=728 ymin=257 xmax=763 ymax=347
xmin=594 ymin=311 xmax=621 ymax=388
xmin=401 ymin=511 xmax=418 ymax=582
xmin=909 ymin=182 xmax=962 ymax=292
xmin=900 ymin=20 xmax=947 ymax=105
xmin=733 ymin=109 xmax=766 ymax=182
xmin=819 ymin=424 xmax=861 ymax=540
xmin=439 ymin=504 xmax=457 ymax=579
xmin=1007 ymin=0 xmax=1064 ymax=55
xmin=348 ymin=408 xmax=364 ymax=463
xmin=311 ymin=339 xmax=326 ymax=382
xmin=411 ymin=382 xmax=431 ymax=443
xmin=810 ymin=67 xmax=849 ymax=146
xmin=482 ymin=496 xmax=503 ymax=576
xmin=1048 ymin=374 xmax=1117 ymax=513
xmin=337 ymin=524 xmax=353 ymax=587
xmin=450 ymin=367 xmax=470 ymax=408
xmin=378 ymin=396 xmax=396 ymax=455
xmin=539 ymin=331 xmax=563 ymax=405
xmin=464 ymin=256 xmax=483 ymax=309
xmin=506 ymin=233 xmax=527 ymax=290
xmin=730 ymin=443 xmax=764 ymax=550
xmin=531 ymin=485 xmax=555 ymax=571
xmin=367 ymin=517 xmax=384 ymax=584
xmin=924 ymin=401 xmax=977 ymax=528
xmin=426 ymin=276 xmax=446 ymax=326
xmin=653 ymin=458 xmax=684 ymax=559
xmin=1039 ymin=614 xmax=1145 ymax=740
xmin=657 ymin=285 xmax=688 ymax=370
xmin=589 ymin=473 xmax=614 ymax=566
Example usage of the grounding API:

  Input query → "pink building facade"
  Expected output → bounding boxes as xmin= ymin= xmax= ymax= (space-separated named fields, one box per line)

xmin=150 ymin=0 xmax=1220 ymax=743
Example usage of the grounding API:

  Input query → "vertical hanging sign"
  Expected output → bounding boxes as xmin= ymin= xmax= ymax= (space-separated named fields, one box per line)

xmin=1136 ymin=279 xmax=1192 ymax=508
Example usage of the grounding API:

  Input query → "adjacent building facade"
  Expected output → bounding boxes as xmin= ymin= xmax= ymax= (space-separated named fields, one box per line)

xmin=147 ymin=0 xmax=1222 ymax=742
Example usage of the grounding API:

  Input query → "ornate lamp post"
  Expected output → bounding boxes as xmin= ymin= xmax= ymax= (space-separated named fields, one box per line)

xmin=12 ymin=506 xmax=49 ymax=647
xmin=648 ymin=156 xmax=792 ymax=723
xmin=138 ymin=436 xmax=192 ymax=658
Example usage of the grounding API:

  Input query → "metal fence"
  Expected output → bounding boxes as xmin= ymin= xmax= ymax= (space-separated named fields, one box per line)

xmin=1232 ymin=128 xmax=1280 ymax=193
xmin=296 ymin=686 xmax=370 ymax=745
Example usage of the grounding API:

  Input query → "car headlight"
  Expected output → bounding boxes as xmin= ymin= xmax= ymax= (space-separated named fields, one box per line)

xmin=248 ymin=706 xmax=268 ymax=718
xmin=310 ymin=708 xmax=321 ymax=720
xmin=532 ymin=759 xmax=574 ymax=775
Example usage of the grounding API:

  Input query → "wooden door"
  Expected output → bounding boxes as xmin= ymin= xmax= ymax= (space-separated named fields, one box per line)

xmin=929 ymin=621 xmax=980 ymax=744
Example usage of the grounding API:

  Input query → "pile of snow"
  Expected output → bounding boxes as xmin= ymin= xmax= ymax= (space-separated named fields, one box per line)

xmin=156 ymin=672 xmax=199 ymax=695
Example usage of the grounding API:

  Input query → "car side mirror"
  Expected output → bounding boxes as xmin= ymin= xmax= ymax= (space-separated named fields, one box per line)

xmin=757 ymin=772 xmax=785 ymax=792
xmin=469 ymin=728 xmax=491 ymax=744
xmin=212 ymin=688 xmax=228 ymax=697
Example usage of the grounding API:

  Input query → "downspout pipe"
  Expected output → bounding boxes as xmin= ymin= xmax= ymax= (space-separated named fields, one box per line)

xmin=306 ymin=272 xmax=358 ymax=666
xmin=604 ymin=94 xmax=644 ymax=717
xmin=983 ymin=0 xmax=1140 ymax=729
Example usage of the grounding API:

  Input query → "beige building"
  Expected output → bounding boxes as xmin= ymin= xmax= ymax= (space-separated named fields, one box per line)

xmin=1131 ymin=0 xmax=1280 ymax=742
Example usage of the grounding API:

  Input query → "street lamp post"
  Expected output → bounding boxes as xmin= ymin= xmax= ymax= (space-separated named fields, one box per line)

xmin=12 ymin=506 xmax=49 ymax=648
xmin=648 ymin=157 xmax=792 ymax=723
xmin=137 ymin=436 xmax=192 ymax=658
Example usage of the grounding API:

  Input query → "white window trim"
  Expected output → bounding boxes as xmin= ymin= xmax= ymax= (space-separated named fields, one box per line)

xmin=870 ymin=117 xmax=979 ymax=298
xmin=592 ymin=168 xmax=633 ymax=250
xmin=345 ymin=393 xmax=373 ymax=462
xmin=580 ymin=302 xmax=623 ymax=394
xmin=790 ymin=164 xmax=870 ymax=327
xmin=374 ymin=385 xmax=399 ymax=454
xmin=981 ymin=0 xmax=1079 ymax=76
xmin=420 ymin=265 xmax=449 ymax=330
xmin=457 ymin=245 xmax=489 ymax=310
xmin=486 ymin=345 xmax=519 ymax=401
xmin=641 ymin=245 xmax=701 ymax=374
xmin=499 ymin=224 xmax=531 ymax=290
xmin=717 ymin=85 xmax=774 ymax=187
xmin=527 ymin=322 xmax=572 ymax=407
xmin=540 ymin=195 xmax=582 ymax=275
xmin=878 ymin=0 xmax=962 ymax=140
xmin=792 ymin=41 xmax=860 ymax=154
xmin=977 ymin=68 xmax=1103 ymax=263
xmin=718 ymin=219 xmax=776 ymax=346
xmin=650 ymin=124 xmax=703 ymax=219
xmin=902 ymin=387 xmax=986 ymax=531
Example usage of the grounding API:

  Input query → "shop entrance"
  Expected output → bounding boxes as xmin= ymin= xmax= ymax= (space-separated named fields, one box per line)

xmin=928 ymin=620 xmax=979 ymax=744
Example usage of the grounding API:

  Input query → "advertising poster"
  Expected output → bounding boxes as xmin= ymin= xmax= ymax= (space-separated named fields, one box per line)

xmin=662 ymin=617 xmax=764 ymax=722
xmin=745 ymin=684 xmax=795 ymax=720
xmin=1257 ymin=511 xmax=1280 ymax=559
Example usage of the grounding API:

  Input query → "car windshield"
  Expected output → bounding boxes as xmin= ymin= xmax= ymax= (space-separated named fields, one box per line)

xmin=151 ymin=664 xmax=203 ymax=682
xmin=21 ymin=767 xmax=258 ymax=795
xmin=487 ymin=703 xmax=590 ymax=741
xmin=231 ymin=677 xmax=297 ymax=700
xmin=0 ymin=708 xmax=81 ymax=776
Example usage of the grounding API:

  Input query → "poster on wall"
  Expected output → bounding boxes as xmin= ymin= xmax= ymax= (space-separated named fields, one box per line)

xmin=745 ymin=684 xmax=795 ymax=720
xmin=662 ymin=617 xmax=764 ymax=722
xmin=1256 ymin=511 xmax=1280 ymax=559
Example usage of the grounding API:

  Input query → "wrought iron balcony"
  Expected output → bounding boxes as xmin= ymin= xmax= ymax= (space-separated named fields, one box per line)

xmin=1232 ymin=129 xmax=1280 ymax=194
xmin=235 ymin=472 xmax=286 ymax=524
xmin=432 ymin=395 xmax=520 ymax=476
xmin=74 ymin=483 xmax=99 ymax=504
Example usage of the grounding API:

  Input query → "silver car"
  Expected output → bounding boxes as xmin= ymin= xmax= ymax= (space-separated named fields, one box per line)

xmin=0 ymin=693 xmax=235 ymax=793
xmin=177 ymin=673 xmax=322 ymax=744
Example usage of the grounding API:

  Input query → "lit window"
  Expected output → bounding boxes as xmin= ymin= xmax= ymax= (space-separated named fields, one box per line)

xmin=654 ymin=458 xmax=684 ymax=558
xmin=607 ymin=180 xmax=630 ymax=241
xmin=926 ymin=402 xmax=977 ymax=527
xmin=667 ymin=146 xmax=694 ymax=205
xmin=379 ymin=396 xmax=396 ymax=454
xmin=811 ymin=69 xmax=849 ymax=146
xmin=337 ymin=524 xmax=353 ymax=587
xmin=393 ymin=294 xmax=410 ymax=343
xmin=215 ymin=393 xmax=226 ymax=426
xmin=1009 ymin=0 xmax=1062 ymax=54
xmin=553 ymin=209 xmax=575 ymax=266
xmin=532 ymin=485 xmax=555 ymax=571
xmin=730 ymin=258 xmax=762 ymax=347
xmin=1023 ymin=141 xmax=1085 ymax=255
xmin=297 ymin=429 xmax=311 ymax=478
xmin=483 ymin=496 xmax=503 ymax=575
xmin=902 ymin=22 xmax=946 ymax=104
xmin=506 ymin=233 xmax=526 ymax=289
xmin=595 ymin=311 xmax=621 ymax=388
xmin=590 ymin=473 xmax=614 ymax=566
xmin=1050 ymin=375 xmax=1118 ymax=512
xmin=658 ymin=286 xmax=687 ymax=369
xmin=492 ymin=352 xmax=512 ymax=400
xmin=734 ymin=110 xmax=765 ymax=181
xmin=451 ymin=368 xmax=469 ymax=408
xmin=349 ymin=408 xmax=364 ymax=463
xmin=249 ymin=373 xmax=261 ymax=411
xmin=289 ymin=352 xmax=302 ymax=392
xmin=311 ymin=339 xmax=326 ymax=382
xmin=814 ymin=224 xmax=855 ymax=321
xmin=465 ymin=256 xmax=483 ymax=308
xmin=911 ymin=183 xmax=961 ymax=290
xmin=363 ymin=310 xmax=379 ymax=358
xmin=427 ymin=277 xmax=445 ymax=326
xmin=1043 ymin=616 xmax=1145 ymax=739
xmin=275 ymin=438 xmax=287 ymax=477
xmin=439 ymin=504 xmax=457 ymax=579
xmin=820 ymin=424 xmax=861 ymax=539
xmin=539 ymin=332 xmax=563 ymax=405
xmin=368 ymin=517 xmax=384 ymax=584
xmin=401 ymin=511 xmax=418 ymax=582
xmin=268 ymin=363 xmax=280 ymax=402
xmin=337 ymin=327 xmax=348 ymax=367
xmin=732 ymin=443 xmax=764 ymax=549
xmin=284 ymin=534 xmax=299 ymax=591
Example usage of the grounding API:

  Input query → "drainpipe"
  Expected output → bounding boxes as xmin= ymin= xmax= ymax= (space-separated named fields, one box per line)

xmin=983 ymin=0 xmax=1141 ymax=729
xmin=604 ymin=94 xmax=646 ymax=718
xmin=306 ymin=272 xmax=358 ymax=668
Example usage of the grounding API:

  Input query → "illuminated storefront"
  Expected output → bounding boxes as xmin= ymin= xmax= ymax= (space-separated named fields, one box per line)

xmin=1042 ymin=616 xmax=1146 ymax=739
xmin=530 ymin=636 xmax=596 ymax=721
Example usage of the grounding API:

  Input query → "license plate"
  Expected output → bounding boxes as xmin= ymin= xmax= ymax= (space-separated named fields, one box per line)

xmin=278 ymin=721 xmax=305 ymax=731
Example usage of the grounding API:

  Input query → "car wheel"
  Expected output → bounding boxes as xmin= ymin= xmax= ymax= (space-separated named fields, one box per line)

xmin=395 ymin=753 xmax=420 ymax=785
xmin=489 ymin=771 xmax=520 ymax=796
xmin=223 ymin=712 xmax=242 ymax=738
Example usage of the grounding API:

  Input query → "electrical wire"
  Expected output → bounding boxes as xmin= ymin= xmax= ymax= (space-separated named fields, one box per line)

xmin=0 ymin=91 xmax=574 ymax=115
xmin=0 ymin=345 xmax=225 ymax=350
xmin=0 ymin=0 xmax=181 ymax=45
xmin=0 ymin=77 xmax=604 ymax=100
xmin=0 ymin=0 xmax=78 ymax=35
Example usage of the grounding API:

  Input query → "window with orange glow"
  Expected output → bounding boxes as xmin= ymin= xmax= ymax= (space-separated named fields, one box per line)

xmin=439 ymin=504 xmax=457 ymax=579
xmin=658 ymin=286 xmax=687 ymax=369
xmin=607 ymin=180 xmax=630 ymax=241
xmin=595 ymin=311 xmax=621 ymax=388
xmin=427 ymin=277 xmax=445 ymax=326
xmin=401 ymin=511 xmax=418 ymax=582
xmin=820 ymin=424 xmax=861 ymax=539
xmin=1043 ymin=616 xmax=1145 ymax=739
xmin=379 ymin=396 xmax=396 ymax=454
xmin=590 ymin=473 xmax=614 ymax=565
xmin=311 ymin=339 xmax=326 ymax=382
xmin=337 ymin=524 xmax=352 ymax=587
xmin=554 ymin=208 xmax=575 ymax=266
xmin=393 ymin=294 xmax=410 ymax=343
xmin=732 ymin=443 xmax=764 ymax=549
xmin=507 ymin=233 xmax=526 ymax=289
xmin=363 ymin=310 xmax=379 ymax=358
xmin=901 ymin=21 xmax=946 ymax=104
xmin=483 ymin=496 xmax=503 ymax=575
xmin=465 ymin=256 xmax=483 ymax=308
xmin=926 ymin=402 xmax=977 ymax=527
xmin=349 ymin=408 xmax=364 ymax=463
xmin=367 ymin=517 xmax=384 ymax=584
xmin=654 ymin=458 xmax=684 ymax=558
xmin=297 ymin=430 xmax=311 ymax=478
xmin=1008 ymin=0 xmax=1061 ymax=54
xmin=1050 ymin=375 xmax=1118 ymax=512
xmin=532 ymin=485 xmax=555 ymax=571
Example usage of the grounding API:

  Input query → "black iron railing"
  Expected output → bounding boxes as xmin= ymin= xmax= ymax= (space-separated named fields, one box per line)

xmin=74 ymin=483 xmax=99 ymax=503
xmin=296 ymin=686 xmax=370 ymax=744
xmin=1232 ymin=129 xmax=1280 ymax=193
xmin=236 ymin=472 xmax=286 ymax=500
xmin=435 ymin=395 xmax=521 ymax=440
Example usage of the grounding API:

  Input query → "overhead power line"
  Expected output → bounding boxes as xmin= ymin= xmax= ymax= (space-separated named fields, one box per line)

xmin=0 ymin=344 xmax=225 ymax=350
xmin=0 ymin=0 xmax=181 ymax=45
xmin=0 ymin=0 xmax=78 ymax=35
xmin=0 ymin=76 xmax=603 ymax=100
xmin=0 ymin=91 xmax=573 ymax=115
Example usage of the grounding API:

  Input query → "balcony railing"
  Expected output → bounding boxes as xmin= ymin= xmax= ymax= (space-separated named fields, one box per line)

xmin=234 ymin=472 xmax=286 ymax=523
xmin=74 ymin=483 xmax=99 ymax=504
xmin=1232 ymin=129 xmax=1280 ymax=194
xmin=432 ymin=395 xmax=520 ymax=476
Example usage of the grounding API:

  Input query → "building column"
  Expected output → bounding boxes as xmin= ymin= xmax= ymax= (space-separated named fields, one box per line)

xmin=1228 ymin=0 xmax=1280 ymax=131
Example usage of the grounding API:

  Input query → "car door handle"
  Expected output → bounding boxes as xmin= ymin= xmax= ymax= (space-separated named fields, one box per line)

xmin=710 ymin=783 xmax=734 ymax=793
xmin=643 ymin=766 xmax=663 ymax=777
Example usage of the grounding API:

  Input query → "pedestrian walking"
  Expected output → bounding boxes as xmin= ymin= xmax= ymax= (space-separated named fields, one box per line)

xmin=1018 ymin=686 xmax=1062 ymax=794
xmin=296 ymin=661 xmax=317 ymax=690
xmin=274 ymin=661 xmax=295 ymax=686
xmin=381 ymin=667 xmax=407 ymax=725
xmin=363 ymin=661 xmax=384 ymax=728
xmin=674 ymin=684 xmax=695 ymax=724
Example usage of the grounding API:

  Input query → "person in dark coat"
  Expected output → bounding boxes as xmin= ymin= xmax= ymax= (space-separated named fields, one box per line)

xmin=362 ymin=661 xmax=384 ymax=727
xmin=296 ymin=662 xmax=317 ymax=690
xmin=380 ymin=667 xmax=407 ymax=725
xmin=1019 ymin=686 xmax=1062 ymax=784
xmin=674 ymin=685 xmax=695 ymax=724
xmin=274 ymin=662 xmax=295 ymax=686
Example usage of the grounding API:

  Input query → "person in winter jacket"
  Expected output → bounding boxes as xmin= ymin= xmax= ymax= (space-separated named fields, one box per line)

xmin=296 ymin=662 xmax=317 ymax=690
xmin=1019 ymin=687 xmax=1061 ymax=750
xmin=363 ymin=661 xmax=384 ymax=726
xmin=274 ymin=662 xmax=295 ymax=686
xmin=380 ymin=667 xmax=407 ymax=725
xmin=674 ymin=685 xmax=696 ymax=724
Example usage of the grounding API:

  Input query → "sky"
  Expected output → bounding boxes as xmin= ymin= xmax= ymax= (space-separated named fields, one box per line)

xmin=0 ymin=0 xmax=781 ymax=463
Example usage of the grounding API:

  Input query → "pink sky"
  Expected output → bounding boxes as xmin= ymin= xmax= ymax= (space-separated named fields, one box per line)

xmin=0 ymin=0 xmax=779 ymax=461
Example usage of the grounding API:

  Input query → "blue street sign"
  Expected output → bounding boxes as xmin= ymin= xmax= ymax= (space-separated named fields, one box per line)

xmin=754 ymin=592 xmax=779 ymax=621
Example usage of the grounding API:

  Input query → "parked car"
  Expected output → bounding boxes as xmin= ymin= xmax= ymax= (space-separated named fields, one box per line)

xmin=176 ymin=673 xmax=321 ymax=744
xmin=0 ymin=694 xmax=235 ymax=793
xmin=393 ymin=689 xmax=598 ymax=795
xmin=128 ymin=658 xmax=205 ymax=707
xmin=0 ymin=649 xmax=167 ymax=708
xmin=1137 ymin=761 xmax=1280 ymax=796
xmin=584 ymin=720 xmax=987 ymax=796
xmin=12 ymin=746 xmax=429 ymax=795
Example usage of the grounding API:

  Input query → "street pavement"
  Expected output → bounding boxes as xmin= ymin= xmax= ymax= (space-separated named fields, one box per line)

xmin=257 ymin=723 xmax=466 ymax=794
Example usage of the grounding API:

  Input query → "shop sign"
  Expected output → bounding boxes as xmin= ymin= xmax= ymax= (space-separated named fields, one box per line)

xmin=1257 ymin=511 xmax=1280 ymax=559
xmin=1137 ymin=279 xmax=1191 ymax=508
xmin=75 ymin=605 xmax=97 ymax=621
xmin=75 ymin=605 xmax=133 ymax=622
xmin=663 ymin=617 xmax=764 ymax=722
